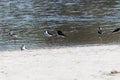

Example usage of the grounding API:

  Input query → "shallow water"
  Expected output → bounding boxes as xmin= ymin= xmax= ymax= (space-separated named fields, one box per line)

xmin=0 ymin=0 xmax=120 ymax=50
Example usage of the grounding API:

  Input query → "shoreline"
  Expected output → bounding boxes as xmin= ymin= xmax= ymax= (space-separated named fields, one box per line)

xmin=0 ymin=44 xmax=120 ymax=80
xmin=1 ymin=43 xmax=119 ymax=52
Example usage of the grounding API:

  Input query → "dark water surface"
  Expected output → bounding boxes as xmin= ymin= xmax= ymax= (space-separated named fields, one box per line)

xmin=0 ymin=0 xmax=120 ymax=50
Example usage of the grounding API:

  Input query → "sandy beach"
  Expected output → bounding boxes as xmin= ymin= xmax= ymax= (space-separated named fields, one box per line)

xmin=0 ymin=45 xmax=120 ymax=80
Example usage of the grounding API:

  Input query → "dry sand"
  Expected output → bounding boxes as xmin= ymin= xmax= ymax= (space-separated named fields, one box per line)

xmin=0 ymin=45 xmax=120 ymax=80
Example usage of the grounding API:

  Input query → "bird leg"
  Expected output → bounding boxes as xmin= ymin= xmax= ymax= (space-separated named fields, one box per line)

xmin=99 ymin=37 xmax=102 ymax=45
xmin=118 ymin=36 xmax=120 ymax=43
xmin=14 ymin=38 xmax=17 ymax=49
xmin=51 ymin=37 xmax=55 ymax=45
xmin=58 ymin=37 xmax=63 ymax=46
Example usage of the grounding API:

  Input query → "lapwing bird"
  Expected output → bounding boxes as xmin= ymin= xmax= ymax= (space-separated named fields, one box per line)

xmin=97 ymin=27 xmax=103 ymax=44
xmin=56 ymin=30 xmax=66 ymax=46
xmin=112 ymin=28 xmax=120 ymax=33
xmin=21 ymin=44 xmax=26 ymax=51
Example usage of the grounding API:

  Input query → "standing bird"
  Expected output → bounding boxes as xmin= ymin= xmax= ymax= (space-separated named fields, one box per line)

xmin=21 ymin=44 xmax=26 ymax=51
xmin=97 ymin=27 xmax=103 ymax=44
xmin=112 ymin=28 xmax=120 ymax=42
xmin=57 ymin=30 xmax=66 ymax=46
xmin=9 ymin=32 xmax=18 ymax=49
xmin=44 ymin=30 xmax=53 ymax=37
xmin=57 ymin=30 xmax=66 ymax=37
xmin=112 ymin=28 xmax=120 ymax=33
xmin=9 ymin=32 xmax=18 ymax=39
xmin=44 ymin=30 xmax=55 ymax=45
xmin=98 ymin=27 xmax=103 ymax=36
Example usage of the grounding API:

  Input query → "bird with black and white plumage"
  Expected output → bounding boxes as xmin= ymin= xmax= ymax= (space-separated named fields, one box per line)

xmin=9 ymin=32 xmax=18 ymax=48
xmin=9 ymin=32 xmax=18 ymax=39
xmin=44 ymin=30 xmax=66 ymax=38
xmin=44 ymin=30 xmax=53 ymax=37
xmin=56 ymin=30 xmax=66 ymax=46
xmin=21 ymin=44 xmax=26 ymax=51
xmin=98 ymin=27 xmax=103 ymax=36
xmin=112 ymin=28 xmax=120 ymax=33
xmin=57 ymin=30 xmax=66 ymax=38
xmin=44 ymin=30 xmax=66 ymax=46
xmin=97 ymin=27 xmax=103 ymax=44
xmin=44 ymin=30 xmax=56 ymax=45
xmin=112 ymin=28 xmax=120 ymax=42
